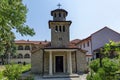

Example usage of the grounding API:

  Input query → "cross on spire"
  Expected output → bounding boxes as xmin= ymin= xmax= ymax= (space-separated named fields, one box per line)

xmin=57 ymin=3 xmax=61 ymax=9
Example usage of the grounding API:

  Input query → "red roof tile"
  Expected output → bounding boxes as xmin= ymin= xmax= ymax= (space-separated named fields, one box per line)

xmin=70 ymin=39 xmax=81 ymax=45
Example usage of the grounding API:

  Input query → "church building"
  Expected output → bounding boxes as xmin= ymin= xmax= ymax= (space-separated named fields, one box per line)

xmin=31 ymin=7 xmax=87 ymax=75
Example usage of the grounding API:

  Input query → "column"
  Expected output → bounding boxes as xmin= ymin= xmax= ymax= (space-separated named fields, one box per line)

xmin=67 ymin=51 xmax=72 ymax=74
xmin=49 ymin=51 xmax=53 ymax=75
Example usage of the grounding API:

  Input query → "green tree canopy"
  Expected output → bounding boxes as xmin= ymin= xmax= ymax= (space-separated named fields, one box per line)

xmin=0 ymin=0 xmax=35 ymax=54
xmin=0 ymin=0 xmax=35 ymax=64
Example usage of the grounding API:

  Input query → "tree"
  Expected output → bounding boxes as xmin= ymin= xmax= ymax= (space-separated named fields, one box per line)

xmin=87 ymin=41 xmax=120 ymax=80
xmin=104 ymin=41 xmax=120 ymax=58
xmin=0 ymin=0 xmax=35 ymax=64
xmin=87 ymin=58 xmax=119 ymax=80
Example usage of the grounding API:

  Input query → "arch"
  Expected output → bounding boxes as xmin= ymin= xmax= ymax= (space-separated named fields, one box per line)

xmin=55 ymin=26 xmax=58 ymax=32
xmin=17 ymin=53 xmax=23 ymax=59
xmin=18 ymin=46 xmax=23 ymax=50
xmin=25 ymin=46 xmax=30 ymax=50
xmin=24 ymin=54 xmax=30 ymax=58
xmin=63 ymin=26 xmax=65 ymax=32
xmin=59 ymin=26 xmax=62 ymax=32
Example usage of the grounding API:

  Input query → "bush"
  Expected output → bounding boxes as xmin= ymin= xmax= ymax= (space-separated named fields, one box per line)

xmin=87 ymin=58 xmax=120 ymax=80
xmin=87 ymin=70 xmax=102 ymax=80
xmin=3 ymin=64 xmax=22 ymax=80
xmin=89 ymin=59 xmax=100 ymax=72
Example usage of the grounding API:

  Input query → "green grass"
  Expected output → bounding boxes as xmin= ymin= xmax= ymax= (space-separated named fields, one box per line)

xmin=21 ymin=64 xmax=31 ymax=72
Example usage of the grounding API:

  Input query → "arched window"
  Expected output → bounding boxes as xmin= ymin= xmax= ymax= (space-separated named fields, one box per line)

xmin=18 ymin=46 xmax=23 ymax=50
xmin=63 ymin=26 xmax=65 ymax=32
xmin=24 ymin=54 xmax=30 ymax=58
xmin=12 ymin=55 xmax=17 ymax=58
xmin=17 ymin=54 xmax=23 ymax=59
xmin=59 ymin=13 xmax=61 ymax=17
xmin=25 ymin=46 xmax=30 ymax=50
xmin=59 ymin=26 xmax=62 ymax=32
xmin=55 ymin=26 xmax=58 ymax=32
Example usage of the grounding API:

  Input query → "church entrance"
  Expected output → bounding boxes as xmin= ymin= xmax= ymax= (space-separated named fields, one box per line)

xmin=55 ymin=56 xmax=63 ymax=72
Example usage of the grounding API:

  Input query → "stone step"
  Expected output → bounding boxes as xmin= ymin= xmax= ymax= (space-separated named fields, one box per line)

xmin=43 ymin=74 xmax=79 ymax=78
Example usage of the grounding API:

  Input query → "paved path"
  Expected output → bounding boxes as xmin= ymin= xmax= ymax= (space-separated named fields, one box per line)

xmin=34 ymin=74 xmax=87 ymax=80
xmin=22 ymin=72 xmax=87 ymax=80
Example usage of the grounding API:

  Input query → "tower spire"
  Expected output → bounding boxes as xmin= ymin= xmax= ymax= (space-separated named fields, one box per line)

xmin=57 ymin=3 xmax=61 ymax=9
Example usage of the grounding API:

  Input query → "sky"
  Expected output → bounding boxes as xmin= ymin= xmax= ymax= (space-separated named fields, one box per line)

xmin=15 ymin=0 xmax=120 ymax=41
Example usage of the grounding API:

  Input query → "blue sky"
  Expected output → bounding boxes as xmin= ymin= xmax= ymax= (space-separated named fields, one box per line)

xmin=15 ymin=0 xmax=120 ymax=41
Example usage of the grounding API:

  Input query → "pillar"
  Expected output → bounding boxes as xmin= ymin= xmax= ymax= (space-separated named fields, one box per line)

xmin=67 ymin=51 xmax=72 ymax=74
xmin=49 ymin=51 xmax=53 ymax=75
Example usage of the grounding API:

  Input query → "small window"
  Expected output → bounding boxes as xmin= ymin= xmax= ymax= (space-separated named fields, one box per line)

xmin=25 ymin=46 xmax=30 ymax=50
xmin=55 ymin=26 xmax=58 ymax=32
xmin=18 ymin=54 xmax=23 ymax=59
xmin=87 ymin=41 xmax=89 ymax=47
xmin=83 ymin=43 xmax=85 ymax=48
xmin=59 ymin=26 xmax=62 ymax=32
xmin=79 ymin=44 xmax=82 ymax=48
xmin=59 ymin=13 xmax=61 ymax=17
xmin=24 ymin=54 xmax=30 ymax=58
xmin=18 ymin=46 xmax=23 ymax=50
xmin=63 ymin=26 xmax=65 ymax=32
xmin=59 ymin=37 xmax=62 ymax=41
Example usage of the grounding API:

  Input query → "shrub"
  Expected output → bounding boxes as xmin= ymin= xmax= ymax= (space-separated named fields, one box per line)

xmin=89 ymin=59 xmax=100 ymax=72
xmin=3 ymin=64 xmax=22 ymax=80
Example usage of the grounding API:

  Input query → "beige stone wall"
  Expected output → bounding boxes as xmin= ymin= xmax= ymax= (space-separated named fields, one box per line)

xmin=76 ymin=51 xmax=87 ymax=73
xmin=10 ymin=50 xmax=31 ymax=63
xmin=31 ymin=49 xmax=43 ymax=74
xmin=50 ymin=22 xmax=70 ymax=47
xmin=31 ymin=50 xmax=87 ymax=74
xmin=44 ymin=52 xmax=49 ymax=74
xmin=10 ymin=59 xmax=30 ymax=63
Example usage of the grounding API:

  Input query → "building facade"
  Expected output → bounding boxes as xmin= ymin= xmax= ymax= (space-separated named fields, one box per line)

xmin=31 ymin=8 xmax=87 ymax=75
xmin=6 ymin=40 xmax=50 ymax=64
xmin=77 ymin=27 xmax=120 ymax=63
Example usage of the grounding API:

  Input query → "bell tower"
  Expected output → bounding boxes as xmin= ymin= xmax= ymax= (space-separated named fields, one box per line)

xmin=49 ymin=4 xmax=72 ymax=48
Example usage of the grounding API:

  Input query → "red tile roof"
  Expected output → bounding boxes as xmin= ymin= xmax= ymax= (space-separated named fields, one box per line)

xmin=15 ymin=39 xmax=87 ymax=50
xmin=15 ymin=40 xmax=50 ymax=46
xmin=70 ymin=39 xmax=81 ymax=45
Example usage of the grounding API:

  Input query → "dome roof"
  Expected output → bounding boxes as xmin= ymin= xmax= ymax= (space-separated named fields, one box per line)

xmin=51 ymin=9 xmax=68 ymax=16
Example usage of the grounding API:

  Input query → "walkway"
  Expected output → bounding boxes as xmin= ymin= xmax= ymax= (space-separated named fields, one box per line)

xmin=22 ymin=72 xmax=87 ymax=80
